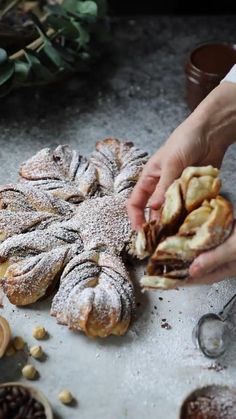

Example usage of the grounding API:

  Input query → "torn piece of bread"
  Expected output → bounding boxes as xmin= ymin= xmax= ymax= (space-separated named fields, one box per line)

xmin=136 ymin=166 xmax=233 ymax=290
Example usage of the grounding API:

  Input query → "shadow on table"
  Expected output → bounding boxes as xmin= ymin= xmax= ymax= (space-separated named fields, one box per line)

xmin=10 ymin=259 xmax=152 ymax=349
xmin=0 ymin=350 xmax=28 ymax=383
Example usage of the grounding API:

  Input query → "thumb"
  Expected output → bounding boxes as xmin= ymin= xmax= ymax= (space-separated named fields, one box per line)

xmin=149 ymin=164 xmax=182 ymax=210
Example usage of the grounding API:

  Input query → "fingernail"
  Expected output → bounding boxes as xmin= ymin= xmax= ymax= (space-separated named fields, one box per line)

xmin=150 ymin=201 xmax=162 ymax=210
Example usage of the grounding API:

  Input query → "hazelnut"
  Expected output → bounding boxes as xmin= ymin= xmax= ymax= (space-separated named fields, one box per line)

xmin=5 ymin=344 xmax=16 ymax=357
xmin=22 ymin=364 xmax=37 ymax=380
xmin=32 ymin=326 xmax=47 ymax=340
xmin=30 ymin=345 xmax=43 ymax=359
xmin=58 ymin=390 xmax=73 ymax=404
xmin=13 ymin=336 xmax=25 ymax=351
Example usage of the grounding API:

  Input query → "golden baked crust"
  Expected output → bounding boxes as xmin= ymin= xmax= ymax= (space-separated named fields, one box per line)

xmin=136 ymin=166 xmax=234 ymax=290
xmin=0 ymin=139 xmax=148 ymax=337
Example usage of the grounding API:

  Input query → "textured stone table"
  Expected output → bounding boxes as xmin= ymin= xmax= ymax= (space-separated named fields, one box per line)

xmin=1 ymin=15 xmax=236 ymax=419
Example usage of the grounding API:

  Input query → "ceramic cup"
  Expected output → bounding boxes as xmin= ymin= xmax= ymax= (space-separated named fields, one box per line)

xmin=185 ymin=42 xmax=236 ymax=111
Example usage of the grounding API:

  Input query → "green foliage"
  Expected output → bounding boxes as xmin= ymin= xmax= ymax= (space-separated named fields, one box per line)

xmin=0 ymin=49 xmax=14 ymax=85
xmin=0 ymin=0 xmax=108 ymax=96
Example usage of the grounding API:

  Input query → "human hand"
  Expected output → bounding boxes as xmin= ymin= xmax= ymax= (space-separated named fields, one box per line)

xmin=127 ymin=117 xmax=226 ymax=230
xmin=187 ymin=222 xmax=236 ymax=286
xmin=127 ymin=82 xmax=236 ymax=230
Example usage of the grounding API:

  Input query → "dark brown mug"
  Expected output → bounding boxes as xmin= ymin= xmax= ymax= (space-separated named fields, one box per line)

xmin=185 ymin=42 xmax=236 ymax=111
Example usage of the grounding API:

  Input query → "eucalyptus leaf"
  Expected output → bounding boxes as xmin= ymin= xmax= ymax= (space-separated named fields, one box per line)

xmin=0 ymin=49 xmax=8 ymax=65
xmin=53 ymin=42 xmax=77 ymax=64
xmin=80 ymin=51 xmax=90 ymax=60
xmin=46 ymin=3 xmax=91 ymax=22
xmin=29 ymin=11 xmax=48 ymax=37
xmin=47 ymin=3 xmax=96 ymax=25
xmin=46 ymin=15 xmax=80 ymax=39
xmin=0 ymin=59 xmax=14 ymax=85
xmin=94 ymin=0 xmax=107 ymax=17
xmin=43 ymin=42 xmax=64 ymax=68
xmin=25 ymin=50 xmax=53 ymax=81
xmin=78 ymin=25 xmax=90 ymax=46
xmin=14 ymin=61 xmax=31 ymax=83
xmin=62 ymin=0 xmax=78 ymax=14
xmin=62 ymin=18 xmax=81 ymax=39
xmin=49 ymin=0 xmax=104 ymax=18
xmin=45 ymin=4 xmax=69 ymax=17
xmin=46 ymin=14 xmax=67 ymax=30
xmin=44 ymin=40 xmax=76 ymax=72
xmin=0 ymin=75 xmax=14 ymax=97
xmin=77 ymin=1 xmax=98 ymax=16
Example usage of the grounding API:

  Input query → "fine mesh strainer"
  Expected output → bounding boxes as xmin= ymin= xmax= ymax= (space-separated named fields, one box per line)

xmin=193 ymin=292 xmax=236 ymax=358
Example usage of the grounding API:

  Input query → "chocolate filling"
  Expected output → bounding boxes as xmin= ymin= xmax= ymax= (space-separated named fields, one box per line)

xmin=146 ymin=259 xmax=191 ymax=280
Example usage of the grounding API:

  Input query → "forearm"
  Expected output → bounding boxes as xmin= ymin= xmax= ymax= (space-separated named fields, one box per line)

xmin=186 ymin=81 xmax=236 ymax=150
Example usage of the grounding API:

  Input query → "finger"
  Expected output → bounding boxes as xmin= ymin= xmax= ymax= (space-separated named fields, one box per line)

xmin=190 ymin=224 xmax=236 ymax=277
xmin=186 ymin=260 xmax=236 ymax=286
xmin=127 ymin=158 xmax=162 ymax=229
xmin=126 ymin=203 xmax=145 ymax=230
xmin=127 ymin=174 xmax=160 ymax=229
xmin=149 ymin=208 xmax=161 ymax=222
xmin=149 ymin=163 xmax=183 ymax=210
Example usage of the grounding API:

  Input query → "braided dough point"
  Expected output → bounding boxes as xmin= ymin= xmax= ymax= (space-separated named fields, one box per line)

xmin=3 ymin=247 xmax=69 ymax=305
xmin=51 ymin=251 xmax=135 ymax=337
xmin=136 ymin=166 xmax=234 ymax=290
xmin=91 ymin=138 xmax=148 ymax=196
xmin=20 ymin=146 xmax=99 ymax=202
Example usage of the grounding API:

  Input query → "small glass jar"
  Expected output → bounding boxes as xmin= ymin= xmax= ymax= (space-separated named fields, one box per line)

xmin=185 ymin=42 xmax=236 ymax=111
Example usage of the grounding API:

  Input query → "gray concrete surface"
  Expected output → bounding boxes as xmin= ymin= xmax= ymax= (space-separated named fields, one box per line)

xmin=1 ymin=15 xmax=236 ymax=419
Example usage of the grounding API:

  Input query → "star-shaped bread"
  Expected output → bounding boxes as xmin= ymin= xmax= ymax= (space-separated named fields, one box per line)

xmin=0 ymin=139 xmax=148 ymax=337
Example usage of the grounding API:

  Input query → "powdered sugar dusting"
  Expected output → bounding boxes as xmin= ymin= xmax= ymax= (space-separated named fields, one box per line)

xmin=75 ymin=195 xmax=132 ymax=254
xmin=0 ymin=210 xmax=61 ymax=239
xmin=3 ymin=246 xmax=69 ymax=304
xmin=0 ymin=183 xmax=74 ymax=215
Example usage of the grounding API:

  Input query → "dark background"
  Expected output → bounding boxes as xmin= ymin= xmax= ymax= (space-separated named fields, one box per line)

xmin=109 ymin=0 xmax=236 ymax=14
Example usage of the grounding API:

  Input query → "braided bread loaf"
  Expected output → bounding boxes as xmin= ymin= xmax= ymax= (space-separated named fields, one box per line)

xmin=135 ymin=166 xmax=234 ymax=290
xmin=0 ymin=139 xmax=148 ymax=337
